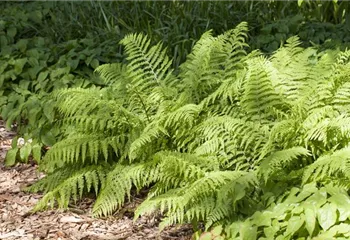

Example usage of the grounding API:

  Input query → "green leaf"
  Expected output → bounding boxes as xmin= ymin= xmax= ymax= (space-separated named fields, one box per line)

xmin=251 ymin=211 xmax=272 ymax=227
xmin=0 ymin=35 xmax=8 ymax=48
xmin=315 ymin=223 xmax=350 ymax=239
xmin=20 ymin=143 xmax=32 ymax=161
xmin=90 ymin=59 xmax=99 ymax=69
xmin=41 ymin=131 xmax=56 ymax=146
xmin=14 ymin=58 xmax=27 ymax=74
xmin=5 ymin=148 xmax=18 ymax=166
xmin=26 ymin=49 xmax=40 ymax=59
xmin=240 ymin=222 xmax=257 ymax=240
xmin=317 ymin=203 xmax=337 ymax=230
xmin=305 ymin=190 xmax=327 ymax=208
xmin=32 ymin=144 xmax=42 ymax=162
xmin=28 ymin=10 xmax=43 ymax=23
xmin=199 ymin=232 xmax=212 ymax=240
xmin=304 ymin=204 xmax=316 ymax=235
xmin=264 ymin=226 xmax=278 ymax=239
xmin=213 ymin=236 xmax=224 ymax=240
xmin=0 ymin=61 xmax=8 ymax=74
xmin=211 ymin=225 xmax=223 ymax=236
xmin=285 ymin=215 xmax=305 ymax=237
xmin=328 ymin=193 xmax=350 ymax=221
xmin=43 ymin=102 xmax=55 ymax=122
xmin=7 ymin=27 xmax=17 ymax=38
xmin=16 ymin=39 xmax=28 ymax=53
xmin=297 ymin=0 xmax=304 ymax=7
xmin=67 ymin=59 xmax=80 ymax=70
xmin=28 ymin=66 xmax=43 ymax=79
xmin=11 ymin=136 xmax=18 ymax=149
xmin=38 ymin=71 xmax=49 ymax=82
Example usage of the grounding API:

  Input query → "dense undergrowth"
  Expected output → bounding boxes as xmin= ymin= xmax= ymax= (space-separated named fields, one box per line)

xmin=2 ymin=1 xmax=350 ymax=240
xmin=1 ymin=1 xmax=350 ymax=156
xmin=26 ymin=23 xmax=350 ymax=239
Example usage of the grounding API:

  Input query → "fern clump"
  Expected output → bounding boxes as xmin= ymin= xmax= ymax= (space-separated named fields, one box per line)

xmin=29 ymin=22 xmax=350 ymax=239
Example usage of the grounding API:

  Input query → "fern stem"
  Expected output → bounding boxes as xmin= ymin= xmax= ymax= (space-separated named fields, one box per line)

xmin=134 ymin=89 xmax=151 ymax=123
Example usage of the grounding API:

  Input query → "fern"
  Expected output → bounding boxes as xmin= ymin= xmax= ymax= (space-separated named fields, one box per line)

xmin=26 ymin=22 xmax=350 ymax=239
xmin=29 ymin=164 xmax=108 ymax=211
xmin=259 ymin=147 xmax=310 ymax=182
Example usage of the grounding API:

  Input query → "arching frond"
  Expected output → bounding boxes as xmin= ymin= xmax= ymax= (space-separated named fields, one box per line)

xmin=31 ymin=165 xmax=107 ymax=211
xmin=120 ymin=33 xmax=173 ymax=92
xmin=303 ymin=147 xmax=350 ymax=184
xmin=259 ymin=147 xmax=310 ymax=182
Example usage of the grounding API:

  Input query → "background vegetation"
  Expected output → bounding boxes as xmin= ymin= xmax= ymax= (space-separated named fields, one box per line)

xmin=1 ymin=1 xmax=350 ymax=239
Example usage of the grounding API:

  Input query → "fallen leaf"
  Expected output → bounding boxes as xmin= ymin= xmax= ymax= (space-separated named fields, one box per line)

xmin=60 ymin=216 xmax=85 ymax=223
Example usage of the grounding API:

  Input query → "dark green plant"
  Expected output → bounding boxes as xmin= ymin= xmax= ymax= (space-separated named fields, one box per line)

xmin=298 ymin=0 xmax=350 ymax=24
xmin=0 ymin=2 xmax=129 ymax=165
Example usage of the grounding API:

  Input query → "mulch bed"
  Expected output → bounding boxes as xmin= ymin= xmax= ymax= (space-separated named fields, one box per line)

xmin=0 ymin=121 xmax=193 ymax=240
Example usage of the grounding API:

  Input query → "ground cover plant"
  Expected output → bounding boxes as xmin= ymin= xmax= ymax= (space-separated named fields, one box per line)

xmin=1 ymin=1 xmax=350 ymax=163
xmin=24 ymin=22 xmax=350 ymax=239
xmin=0 ymin=2 xmax=122 ymax=164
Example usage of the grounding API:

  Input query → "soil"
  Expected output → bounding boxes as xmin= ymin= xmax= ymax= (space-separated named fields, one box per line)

xmin=0 ymin=121 xmax=193 ymax=240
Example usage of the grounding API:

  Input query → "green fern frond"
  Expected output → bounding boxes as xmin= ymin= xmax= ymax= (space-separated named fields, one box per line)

xmin=303 ymin=147 xmax=350 ymax=184
xmin=214 ymin=21 xmax=248 ymax=74
xmin=179 ymin=30 xmax=216 ymax=103
xmin=129 ymin=122 xmax=168 ymax=161
xmin=241 ymin=57 xmax=283 ymax=119
xmin=164 ymin=104 xmax=201 ymax=129
xmin=120 ymin=33 xmax=173 ymax=91
xmin=192 ymin=116 xmax=268 ymax=164
xmin=93 ymin=161 xmax=159 ymax=217
xmin=259 ymin=147 xmax=310 ymax=182
xmin=333 ymin=82 xmax=350 ymax=109
xmin=43 ymin=134 xmax=127 ymax=170
xmin=31 ymin=165 xmax=107 ymax=212
xmin=135 ymin=171 xmax=252 ymax=227
xmin=95 ymin=62 xmax=129 ymax=85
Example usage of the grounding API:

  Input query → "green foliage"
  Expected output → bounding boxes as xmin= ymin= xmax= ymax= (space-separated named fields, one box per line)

xmin=225 ymin=184 xmax=350 ymax=239
xmin=25 ymin=21 xmax=350 ymax=240
xmin=0 ymin=4 xmax=122 ymax=165
xmin=2 ymin=1 xmax=350 ymax=167
xmin=298 ymin=0 xmax=349 ymax=24
xmin=254 ymin=15 xmax=350 ymax=52
xmin=193 ymin=225 xmax=225 ymax=240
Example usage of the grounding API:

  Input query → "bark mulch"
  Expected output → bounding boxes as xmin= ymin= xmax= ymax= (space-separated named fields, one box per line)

xmin=0 ymin=121 xmax=193 ymax=240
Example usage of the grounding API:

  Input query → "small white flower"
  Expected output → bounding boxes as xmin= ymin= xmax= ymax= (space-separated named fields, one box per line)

xmin=17 ymin=138 xmax=25 ymax=147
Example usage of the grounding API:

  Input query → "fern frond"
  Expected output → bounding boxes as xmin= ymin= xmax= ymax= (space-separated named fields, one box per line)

xmin=332 ymin=82 xmax=350 ymax=110
xmin=129 ymin=122 xmax=168 ymax=161
xmin=303 ymin=147 xmax=350 ymax=184
xmin=192 ymin=116 xmax=268 ymax=166
xmin=152 ymin=152 xmax=211 ymax=193
xmin=31 ymin=165 xmax=107 ymax=212
xmin=179 ymin=30 xmax=216 ymax=103
xmin=42 ymin=134 xmax=127 ymax=170
xmin=259 ymin=147 xmax=310 ymax=182
xmin=93 ymin=161 xmax=159 ymax=217
xmin=135 ymin=171 xmax=253 ymax=227
xmin=120 ymin=33 xmax=173 ymax=91
xmin=53 ymin=88 xmax=113 ymax=118
xmin=241 ymin=57 xmax=283 ymax=119
xmin=164 ymin=104 xmax=201 ymax=129
xmin=214 ymin=21 xmax=248 ymax=76
xmin=95 ymin=62 xmax=129 ymax=85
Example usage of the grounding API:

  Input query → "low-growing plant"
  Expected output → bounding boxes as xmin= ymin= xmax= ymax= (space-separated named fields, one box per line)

xmin=0 ymin=7 xmax=122 ymax=165
xmin=25 ymin=22 xmax=350 ymax=239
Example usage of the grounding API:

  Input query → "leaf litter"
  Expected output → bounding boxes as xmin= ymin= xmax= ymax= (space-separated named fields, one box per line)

xmin=0 ymin=121 xmax=192 ymax=240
